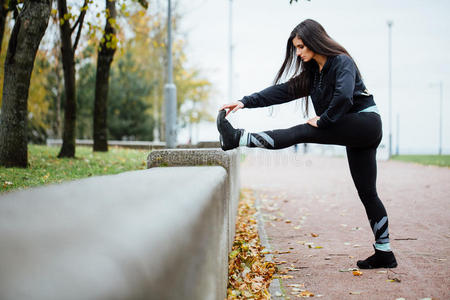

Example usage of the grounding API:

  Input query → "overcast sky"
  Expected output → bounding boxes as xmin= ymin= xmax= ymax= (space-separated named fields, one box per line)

xmin=177 ymin=0 xmax=449 ymax=154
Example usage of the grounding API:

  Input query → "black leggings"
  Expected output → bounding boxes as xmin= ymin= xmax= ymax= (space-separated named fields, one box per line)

xmin=247 ymin=112 xmax=390 ymax=245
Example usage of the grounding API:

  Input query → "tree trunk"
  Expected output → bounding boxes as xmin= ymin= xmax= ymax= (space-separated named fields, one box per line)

xmin=0 ymin=0 xmax=51 ymax=167
xmin=0 ymin=0 xmax=8 ymax=54
xmin=93 ymin=0 xmax=117 ymax=152
xmin=57 ymin=0 xmax=76 ymax=158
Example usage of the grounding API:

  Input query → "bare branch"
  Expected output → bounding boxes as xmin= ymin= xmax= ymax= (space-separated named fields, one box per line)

xmin=72 ymin=0 xmax=88 ymax=52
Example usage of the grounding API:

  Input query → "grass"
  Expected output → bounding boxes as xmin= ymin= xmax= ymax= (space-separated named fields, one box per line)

xmin=391 ymin=154 xmax=450 ymax=167
xmin=0 ymin=145 xmax=149 ymax=193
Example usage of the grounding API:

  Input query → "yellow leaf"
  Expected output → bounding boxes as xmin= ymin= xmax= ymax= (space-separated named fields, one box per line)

xmin=352 ymin=270 xmax=363 ymax=276
xmin=229 ymin=249 xmax=239 ymax=259
xmin=311 ymin=233 xmax=319 ymax=237
xmin=299 ymin=290 xmax=314 ymax=297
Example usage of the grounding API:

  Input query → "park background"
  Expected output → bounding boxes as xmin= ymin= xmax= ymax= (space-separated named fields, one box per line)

xmin=0 ymin=0 xmax=449 ymax=165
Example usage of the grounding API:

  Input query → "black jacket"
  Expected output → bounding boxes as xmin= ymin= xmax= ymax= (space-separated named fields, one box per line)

xmin=239 ymin=54 xmax=376 ymax=128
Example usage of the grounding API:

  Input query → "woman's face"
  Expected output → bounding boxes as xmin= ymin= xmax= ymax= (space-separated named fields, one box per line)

xmin=292 ymin=36 xmax=315 ymax=62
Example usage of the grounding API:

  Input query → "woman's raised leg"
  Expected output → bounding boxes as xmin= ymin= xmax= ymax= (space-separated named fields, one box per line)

xmin=241 ymin=112 xmax=383 ymax=149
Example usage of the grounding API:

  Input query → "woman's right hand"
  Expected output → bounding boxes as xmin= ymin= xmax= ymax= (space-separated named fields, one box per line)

xmin=219 ymin=101 xmax=244 ymax=117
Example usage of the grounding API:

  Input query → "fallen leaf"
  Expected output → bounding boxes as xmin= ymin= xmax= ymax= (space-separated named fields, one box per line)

xmin=353 ymin=270 xmax=363 ymax=276
xmin=3 ymin=181 xmax=13 ymax=188
xmin=285 ymin=220 xmax=292 ymax=223
xmin=339 ymin=268 xmax=359 ymax=272
xmin=349 ymin=291 xmax=362 ymax=295
xmin=298 ymin=290 xmax=314 ymax=297
xmin=286 ymin=284 xmax=305 ymax=288
xmin=311 ymin=233 xmax=319 ymax=237
xmin=229 ymin=249 xmax=239 ymax=259
xmin=387 ymin=278 xmax=401 ymax=283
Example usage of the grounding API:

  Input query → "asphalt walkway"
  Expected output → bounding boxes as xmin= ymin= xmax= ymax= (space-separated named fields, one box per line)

xmin=240 ymin=149 xmax=449 ymax=300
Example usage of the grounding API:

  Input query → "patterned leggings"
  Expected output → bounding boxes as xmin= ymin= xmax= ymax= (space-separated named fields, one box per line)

xmin=246 ymin=112 xmax=390 ymax=245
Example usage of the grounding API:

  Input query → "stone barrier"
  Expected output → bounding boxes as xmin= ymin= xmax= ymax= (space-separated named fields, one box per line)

xmin=147 ymin=148 xmax=240 ymax=251
xmin=0 ymin=166 xmax=229 ymax=300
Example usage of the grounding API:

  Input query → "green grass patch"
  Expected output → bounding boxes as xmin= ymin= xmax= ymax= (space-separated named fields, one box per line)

xmin=391 ymin=155 xmax=450 ymax=167
xmin=0 ymin=145 xmax=149 ymax=193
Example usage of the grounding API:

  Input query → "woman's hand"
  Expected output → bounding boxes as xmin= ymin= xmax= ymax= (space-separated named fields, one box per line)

xmin=219 ymin=101 xmax=244 ymax=117
xmin=307 ymin=116 xmax=320 ymax=127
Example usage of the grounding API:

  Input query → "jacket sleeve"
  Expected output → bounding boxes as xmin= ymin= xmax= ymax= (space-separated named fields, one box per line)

xmin=239 ymin=82 xmax=299 ymax=108
xmin=317 ymin=55 xmax=356 ymax=128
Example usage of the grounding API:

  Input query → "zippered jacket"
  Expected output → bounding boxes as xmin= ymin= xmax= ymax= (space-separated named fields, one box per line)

xmin=239 ymin=54 xmax=376 ymax=128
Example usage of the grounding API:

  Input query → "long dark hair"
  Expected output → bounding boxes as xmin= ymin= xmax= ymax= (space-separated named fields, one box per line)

xmin=275 ymin=19 xmax=357 ymax=116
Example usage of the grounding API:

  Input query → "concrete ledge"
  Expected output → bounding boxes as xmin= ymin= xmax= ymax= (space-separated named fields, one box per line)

xmin=0 ymin=167 xmax=228 ymax=300
xmin=147 ymin=148 xmax=240 ymax=251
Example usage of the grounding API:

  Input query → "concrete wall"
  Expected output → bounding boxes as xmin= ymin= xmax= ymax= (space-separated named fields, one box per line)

xmin=147 ymin=148 xmax=240 ymax=251
xmin=0 ymin=166 xmax=230 ymax=300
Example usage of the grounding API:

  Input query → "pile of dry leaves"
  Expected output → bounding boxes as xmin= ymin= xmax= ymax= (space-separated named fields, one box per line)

xmin=227 ymin=189 xmax=277 ymax=299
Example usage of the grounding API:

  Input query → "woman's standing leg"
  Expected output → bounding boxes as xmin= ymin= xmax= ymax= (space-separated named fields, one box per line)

xmin=346 ymin=144 xmax=398 ymax=268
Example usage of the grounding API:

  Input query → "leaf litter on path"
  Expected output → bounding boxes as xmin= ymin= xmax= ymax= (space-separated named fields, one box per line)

xmin=226 ymin=189 xmax=276 ymax=299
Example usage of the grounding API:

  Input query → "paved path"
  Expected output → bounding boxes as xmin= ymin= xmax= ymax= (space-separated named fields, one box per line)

xmin=240 ymin=149 xmax=450 ymax=300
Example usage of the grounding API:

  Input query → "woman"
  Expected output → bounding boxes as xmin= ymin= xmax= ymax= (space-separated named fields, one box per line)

xmin=217 ymin=19 xmax=397 ymax=269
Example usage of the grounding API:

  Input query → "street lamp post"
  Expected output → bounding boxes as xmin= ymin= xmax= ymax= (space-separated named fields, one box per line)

xmin=439 ymin=81 xmax=443 ymax=155
xmin=387 ymin=20 xmax=393 ymax=159
xmin=396 ymin=113 xmax=400 ymax=155
xmin=228 ymin=0 xmax=233 ymax=101
xmin=164 ymin=0 xmax=177 ymax=148
xmin=430 ymin=81 xmax=444 ymax=155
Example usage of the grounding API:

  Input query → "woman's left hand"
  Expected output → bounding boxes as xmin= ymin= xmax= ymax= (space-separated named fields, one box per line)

xmin=307 ymin=116 xmax=320 ymax=127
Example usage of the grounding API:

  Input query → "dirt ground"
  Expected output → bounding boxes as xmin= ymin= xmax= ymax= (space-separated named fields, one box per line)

xmin=240 ymin=149 xmax=450 ymax=300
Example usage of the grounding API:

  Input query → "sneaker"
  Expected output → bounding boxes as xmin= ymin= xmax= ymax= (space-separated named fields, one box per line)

xmin=216 ymin=109 xmax=243 ymax=151
xmin=357 ymin=245 xmax=398 ymax=269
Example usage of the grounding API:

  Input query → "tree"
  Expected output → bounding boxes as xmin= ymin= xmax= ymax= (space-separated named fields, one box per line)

xmin=93 ymin=0 xmax=117 ymax=151
xmin=57 ymin=0 xmax=89 ymax=158
xmin=93 ymin=0 xmax=148 ymax=151
xmin=0 ymin=0 xmax=52 ymax=167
